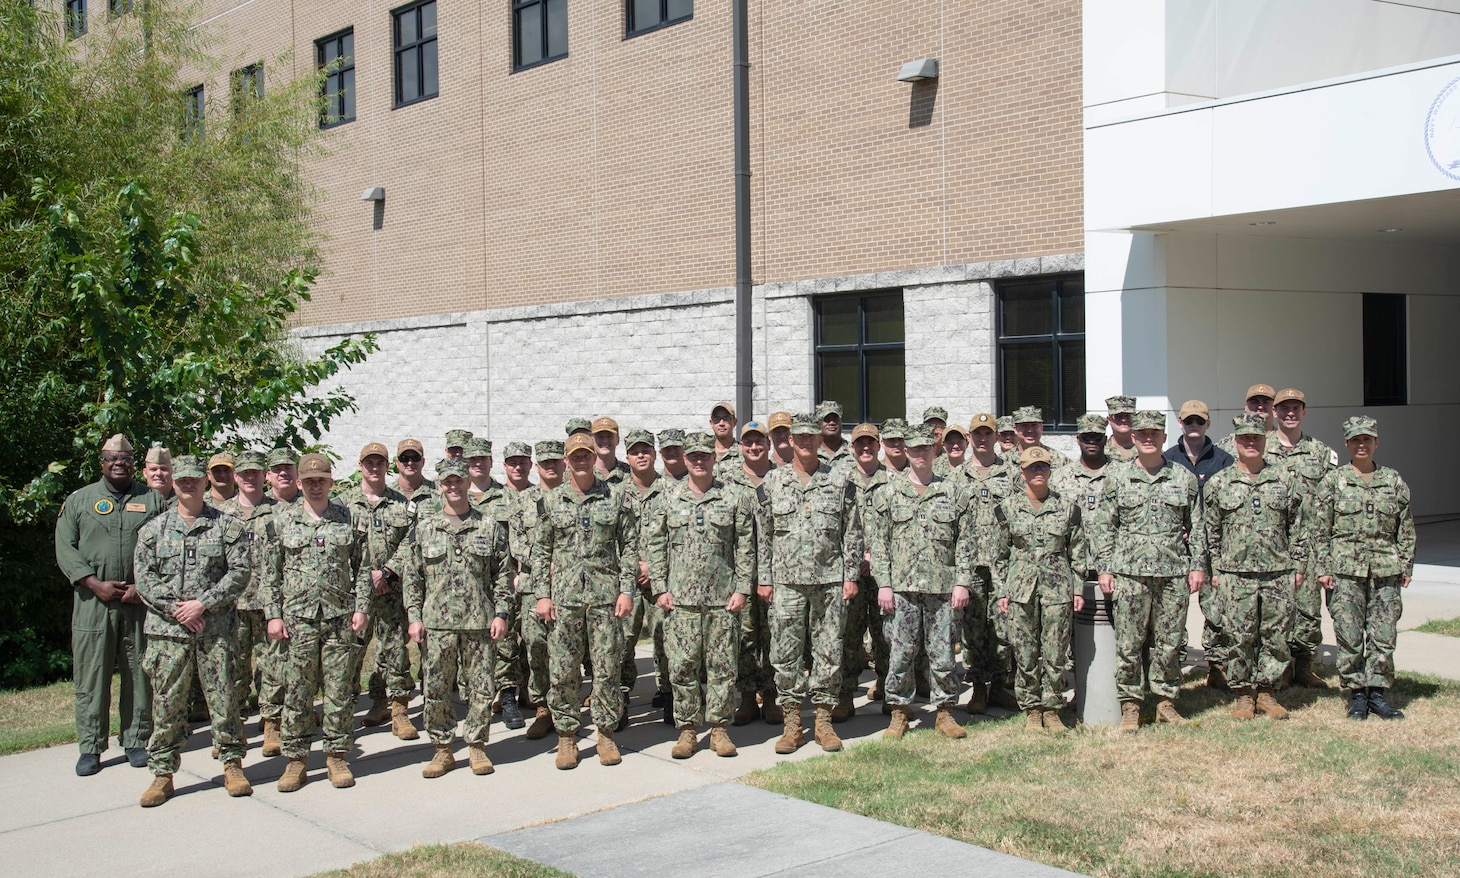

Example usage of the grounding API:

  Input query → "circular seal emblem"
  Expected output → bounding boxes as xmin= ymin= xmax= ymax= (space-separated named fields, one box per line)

xmin=1425 ymin=75 xmax=1460 ymax=181
xmin=94 ymin=498 xmax=115 ymax=515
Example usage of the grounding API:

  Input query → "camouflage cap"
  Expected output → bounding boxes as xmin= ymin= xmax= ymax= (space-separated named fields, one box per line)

xmin=850 ymin=423 xmax=880 ymax=442
xmin=444 ymin=429 xmax=474 ymax=449
xmin=235 ymin=450 xmax=268 ymax=472
xmin=1013 ymin=405 xmax=1044 ymax=424
xmin=1132 ymin=410 xmax=1166 ymax=431
xmin=503 ymin=441 xmax=533 ymax=460
xmin=996 ymin=416 xmax=1015 ymax=432
xmin=879 ymin=418 xmax=909 ymax=440
xmin=1177 ymin=400 xmax=1210 ymax=420
xmin=710 ymin=400 xmax=736 ymax=419
xmin=1105 ymin=395 xmax=1137 ymax=415
xmin=1343 ymin=415 xmax=1379 ymax=440
xmin=814 ymin=400 xmax=843 ymax=421
xmin=1076 ymin=413 xmax=1109 ymax=435
xmin=791 ymin=413 xmax=821 ymax=435
xmin=171 ymin=455 xmax=205 ymax=480
xmin=683 ymin=431 xmax=716 ymax=455
xmin=623 ymin=428 xmax=655 ymax=450
xmin=463 ymin=438 xmax=493 ymax=459
xmin=266 ymin=447 xmax=296 ymax=468
xmin=1275 ymin=388 xmax=1306 ymax=406
xmin=535 ymin=440 xmax=565 ymax=461
xmin=941 ymin=422 xmax=968 ymax=440
xmin=1019 ymin=446 xmax=1053 ymax=468
xmin=657 ymin=428 xmax=687 ymax=449
xmin=768 ymin=412 xmax=793 ymax=430
xmin=1245 ymin=383 xmax=1277 ymax=401
xmin=922 ymin=405 xmax=949 ymax=424
xmin=969 ymin=413 xmax=996 ymax=433
xmin=101 ymin=434 xmax=133 ymax=453
xmin=740 ymin=421 xmax=768 ymax=439
xmin=904 ymin=423 xmax=936 ymax=448
xmin=564 ymin=417 xmax=592 ymax=436
xmin=565 ymin=434 xmax=596 ymax=457
xmin=436 ymin=457 xmax=469 ymax=480
xmin=395 ymin=439 xmax=424 ymax=459
xmin=1231 ymin=413 xmax=1267 ymax=436
xmin=358 ymin=442 xmax=389 ymax=462
xmin=144 ymin=446 xmax=172 ymax=466
xmin=207 ymin=452 xmax=234 ymax=471
xmin=591 ymin=417 xmax=619 ymax=436
xmin=298 ymin=453 xmax=333 ymax=479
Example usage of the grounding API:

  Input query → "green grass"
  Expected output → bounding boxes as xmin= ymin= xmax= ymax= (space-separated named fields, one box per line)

xmin=744 ymin=671 xmax=1460 ymax=878
xmin=308 ymin=844 xmax=573 ymax=878
xmin=0 ymin=677 xmax=120 ymax=755
xmin=1413 ymin=616 xmax=1460 ymax=638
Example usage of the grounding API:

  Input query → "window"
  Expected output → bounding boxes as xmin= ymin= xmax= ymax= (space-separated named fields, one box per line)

xmin=65 ymin=0 xmax=86 ymax=38
xmin=627 ymin=0 xmax=691 ymax=36
xmin=814 ymin=292 xmax=906 ymax=425
xmin=996 ymin=274 xmax=1085 ymax=430
xmin=393 ymin=1 xmax=438 ymax=107
xmin=183 ymin=84 xmax=204 ymax=138
xmin=232 ymin=63 xmax=263 ymax=113
xmin=317 ymin=29 xmax=356 ymax=127
xmin=1363 ymin=293 xmax=1407 ymax=406
xmin=109 ymin=0 xmax=132 ymax=17
xmin=514 ymin=0 xmax=567 ymax=70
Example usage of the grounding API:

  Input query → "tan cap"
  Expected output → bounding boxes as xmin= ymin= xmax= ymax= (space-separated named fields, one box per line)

xmin=1019 ymin=446 xmax=1053 ymax=468
xmin=1177 ymin=400 xmax=1210 ymax=420
xmin=941 ymin=422 xmax=968 ymax=439
xmin=298 ymin=453 xmax=333 ymax=479
xmin=207 ymin=452 xmax=234 ymax=471
xmin=396 ymin=438 xmax=424 ymax=458
xmin=850 ymin=423 xmax=880 ymax=441
xmin=711 ymin=401 xmax=736 ymax=419
xmin=591 ymin=417 xmax=619 ymax=435
xmin=565 ymin=434 xmax=596 ymax=457
xmin=969 ymin=413 xmax=996 ymax=432
xmin=101 ymin=434 xmax=133 ymax=453
xmin=740 ymin=421 xmax=768 ymax=439
xmin=144 ymin=446 xmax=171 ymax=466
xmin=359 ymin=442 xmax=390 ymax=462
xmin=1275 ymin=388 xmax=1306 ymax=405
xmin=1245 ymin=383 xmax=1276 ymax=401
xmin=768 ymin=411 xmax=792 ymax=430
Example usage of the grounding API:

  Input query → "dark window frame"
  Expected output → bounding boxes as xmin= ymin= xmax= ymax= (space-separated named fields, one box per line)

xmin=995 ymin=274 xmax=1085 ymax=432
xmin=109 ymin=0 xmax=132 ymax=17
xmin=316 ymin=27 xmax=356 ymax=128
xmin=513 ymin=0 xmax=568 ymax=72
xmin=813 ymin=291 xmax=907 ymax=427
xmin=625 ymin=0 xmax=692 ymax=38
xmin=1362 ymin=292 xmax=1408 ymax=407
xmin=393 ymin=0 xmax=439 ymax=107
xmin=65 ymin=0 xmax=86 ymax=38
xmin=183 ymin=84 xmax=204 ymax=139
xmin=231 ymin=63 xmax=263 ymax=115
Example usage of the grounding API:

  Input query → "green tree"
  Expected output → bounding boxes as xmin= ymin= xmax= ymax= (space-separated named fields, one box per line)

xmin=0 ymin=1 xmax=376 ymax=686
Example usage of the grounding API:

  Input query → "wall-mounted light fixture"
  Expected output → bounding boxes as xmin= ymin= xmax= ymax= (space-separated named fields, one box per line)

xmin=897 ymin=58 xmax=938 ymax=83
xmin=360 ymin=186 xmax=385 ymax=201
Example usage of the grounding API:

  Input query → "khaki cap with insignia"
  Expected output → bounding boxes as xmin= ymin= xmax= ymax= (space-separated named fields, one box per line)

xmin=396 ymin=438 xmax=424 ymax=458
xmin=922 ymin=405 xmax=948 ymax=424
xmin=710 ymin=401 xmax=736 ymax=419
xmin=768 ymin=412 xmax=793 ymax=430
xmin=266 ymin=448 xmax=296 ymax=468
xmin=941 ymin=422 xmax=968 ymax=439
xmin=463 ymin=438 xmax=493 ymax=459
xmin=1178 ymin=400 xmax=1210 ymax=420
xmin=235 ymin=450 xmax=267 ymax=472
xmin=850 ymin=423 xmax=880 ymax=442
xmin=591 ymin=417 xmax=619 ymax=436
xmin=444 ymin=429 xmax=474 ymax=449
xmin=359 ymin=442 xmax=390 ymax=462
xmin=904 ymin=423 xmax=936 ymax=448
xmin=1245 ymin=383 xmax=1276 ymax=401
xmin=1013 ymin=405 xmax=1044 ymax=424
xmin=1105 ymin=395 xmax=1136 ymax=415
xmin=503 ymin=441 xmax=533 ymax=459
xmin=623 ymin=429 xmax=655 ymax=450
xmin=1076 ymin=413 xmax=1108 ymax=435
xmin=564 ymin=417 xmax=592 ymax=436
xmin=740 ymin=421 xmax=768 ymax=439
xmin=657 ymin=428 xmax=687 ymax=448
xmin=298 ymin=453 xmax=333 ymax=479
xmin=1019 ymin=446 xmax=1053 ymax=468
xmin=1343 ymin=415 xmax=1379 ymax=440
xmin=436 ymin=457 xmax=469 ymax=480
xmin=207 ymin=452 xmax=234 ymax=471
xmin=565 ymin=434 xmax=597 ymax=457
xmin=1231 ymin=413 xmax=1267 ymax=436
xmin=171 ymin=455 xmax=206 ymax=480
xmin=1275 ymin=388 xmax=1306 ymax=405
xmin=969 ymin=413 xmax=997 ymax=433
xmin=814 ymin=400 xmax=843 ymax=421
xmin=879 ymin=418 xmax=909 ymax=440
xmin=101 ymin=434 xmax=133 ymax=453
xmin=535 ymin=440 xmax=565 ymax=461
xmin=791 ymin=413 xmax=821 ymax=435
xmin=1132 ymin=410 xmax=1166 ymax=431
xmin=145 ymin=446 xmax=172 ymax=466
xmin=683 ymin=432 xmax=716 ymax=455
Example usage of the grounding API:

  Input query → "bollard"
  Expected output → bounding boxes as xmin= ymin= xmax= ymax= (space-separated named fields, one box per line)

xmin=1073 ymin=580 xmax=1121 ymax=727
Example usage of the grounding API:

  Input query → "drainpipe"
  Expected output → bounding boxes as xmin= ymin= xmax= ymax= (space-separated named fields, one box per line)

xmin=733 ymin=0 xmax=752 ymax=433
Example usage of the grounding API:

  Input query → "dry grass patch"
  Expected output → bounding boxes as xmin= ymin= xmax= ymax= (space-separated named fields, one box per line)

xmin=308 ymin=843 xmax=572 ymax=878
xmin=0 ymin=677 xmax=120 ymax=755
xmin=745 ymin=673 xmax=1460 ymax=878
xmin=1413 ymin=616 xmax=1460 ymax=638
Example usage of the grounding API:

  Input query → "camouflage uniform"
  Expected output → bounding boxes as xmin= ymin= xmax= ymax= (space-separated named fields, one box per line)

xmin=721 ymin=463 xmax=775 ymax=699
xmin=959 ymin=456 xmax=1018 ymax=686
xmin=868 ymin=475 xmax=977 ymax=707
xmin=467 ymin=473 xmax=523 ymax=696
xmin=758 ymin=462 xmax=863 ymax=709
xmin=620 ymin=473 xmax=670 ymax=698
xmin=262 ymin=500 xmax=371 ymax=760
xmin=404 ymin=506 xmax=513 ymax=745
xmin=134 ymin=505 xmax=251 ymax=776
xmin=1203 ymin=464 xmax=1305 ymax=689
xmin=1263 ymin=431 xmax=1337 ymax=663
xmin=1049 ymin=459 xmax=1112 ymax=581
xmin=1312 ymin=461 xmax=1415 ymax=691
xmin=337 ymin=484 xmax=415 ymax=703
xmin=532 ymin=477 xmax=638 ymax=734
xmin=1095 ymin=458 xmax=1204 ymax=703
xmin=646 ymin=478 xmax=756 ymax=727
xmin=1103 ymin=440 xmax=1138 ymax=463
xmin=990 ymin=490 xmax=1082 ymax=711
xmin=218 ymin=492 xmax=285 ymax=721
xmin=843 ymin=464 xmax=892 ymax=701
xmin=507 ymin=482 xmax=551 ymax=706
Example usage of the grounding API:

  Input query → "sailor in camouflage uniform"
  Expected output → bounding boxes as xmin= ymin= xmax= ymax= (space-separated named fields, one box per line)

xmin=1096 ymin=411 xmax=1206 ymax=732
xmin=592 ymin=417 xmax=633 ymax=485
xmin=405 ymin=458 xmax=512 ymax=777
xmin=658 ymin=428 xmax=690 ymax=482
xmin=996 ymin=415 xmax=1018 ymax=459
xmin=134 ymin=456 xmax=253 ymax=807
xmin=871 ymin=424 xmax=976 ymax=740
xmin=1314 ymin=416 xmax=1415 ymax=721
xmin=1204 ymin=414 xmax=1306 ymax=721
xmin=508 ymin=440 xmax=564 ymax=739
xmin=1012 ymin=406 xmax=1071 ymax=469
xmin=647 ymin=432 xmax=756 ymax=759
xmin=960 ymin=414 xmax=1019 ymax=712
xmin=619 ymin=429 xmax=671 ymax=725
xmin=710 ymin=402 xmax=743 ymax=474
xmin=463 ymin=438 xmax=527 ymax=730
xmin=719 ymin=422 xmax=780 ymax=726
xmin=1216 ymin=384 xmax=1276 ymax=455
xmin=393 ymin=438 xmax=435 ymax=508
xmin=1104 ymin=395 xmax=1138 ymax=462
xmin=838 ymin=422 xmax=891 ymax=720
xmin=815 ymin=401 xmax=853 ymax=473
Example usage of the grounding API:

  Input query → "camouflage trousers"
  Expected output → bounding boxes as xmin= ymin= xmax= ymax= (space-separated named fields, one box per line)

xmin=493 ymin=596 xmax=525 ymax=692
xmin=1287 ymin=565 xmax=1326 ymax=660
xmin=424 ymin=628 xmax=497 ymax=745
xmin=1007 ymin=597 xmax=1073 ymax=711
xmin=769 ymin=583 xmax=847 ymax=709
xmin=1219 ymin=572 xmax=1294 ymax=689
xmin=620 ymin=592 xmax=670 ymax=696
xmin=1329 ymin=574 xmax=1403 ymax=690
xmin=884 ymin=592 xmax=958 ymax=708
xmin=738 ymin=592 xmax=773 ymax=696
xmin=1111 ymin=575 xmax=1188 ymax=702
xmin=961 ymin=566 xmax=1007 ymax=684
xmin=233 ymin=608 xmax=286 ymax=719
xmin=145 ymin=633 xmax=243 ymax=776
xmin=281 ymin=614 xmax=364 ymax=759
xmin=1198 ymin=584 xmax=1227 ymax=667
xmin=547 ymin=603 xmax=625 ymax=734
xmin=356 ymin=588 xmax=414 ymax=702
xmin=665 ymin=604 xmax=740 ymax=727
xmin=519 ymin=594 xmax=550 ymax=705
xmin=840 ymin=575 xmax=888 ymax=699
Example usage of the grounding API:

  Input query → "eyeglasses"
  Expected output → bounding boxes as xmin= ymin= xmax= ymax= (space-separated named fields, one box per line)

xmin=397 ymin=454 xmax=422 ymax=464
xmin=101 ymin=454 xmax=134 ymax=463
xmin=1026 ymin=463 xmax=1051 ymax=471
xmin=709 ymin=413 xmax=732 ymax=423
xmin=1181 ymin=417 xmax=1207 ymax=426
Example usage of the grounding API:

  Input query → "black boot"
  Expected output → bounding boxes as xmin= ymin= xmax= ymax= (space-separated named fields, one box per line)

xmin=661 ymin=690 xmax=675 ymax=726
xmin=1345 ymin=688 xmax=1368 ymax=720
xmin=615 ymin=690 xmax=631 ymax=732
xmin=1367 ymin=687 xmax=1404 ymax=720
xmin=500 ymin=687 xmax=526 ymax=730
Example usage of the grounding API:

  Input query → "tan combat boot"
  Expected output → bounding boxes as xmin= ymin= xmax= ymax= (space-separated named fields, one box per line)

xmin=884 ymin=704 xmax=911 ymax=739
xmin=671 ymin=727 xmax=699 ymax=759
xmin=732 ymin=691 xmax=759 ymax=726
xmin=362 ymin=698 xmax=391 ymax=727
xmin=1230 ymin=687 xmax=1256 ymax=720
xmin=260 ymin=717 xmax=282 ymax=757
xmin=709 ymin=724 xmax=738 ymax=757
xmin=965 ymin=680 xmax=988 ymax=715
xmin=1119 ymin=700 xmax=1141 ymax=734
xmin=596 ymin=727 xmax=622 ymax=766
xmin=222 ymin=760 xmax=253 ymax=797
xmin=813 ymin=706 xmax=843 ymax=752
xmin=277 ymin=757 xmax=308 ymax=792
xmin=762 ymin=694 xmax=784 ymax=725
xmin=468 ymin=743 xmax=494 ymax=775
xmin=422 ymin=744 xmax=455 ymax=779
xmin=555 ymin=733 xmax=579 ymax=770
xmin=391 ymin=697 xmax=420 ymax=740
xmin=1043 ymin=709 xmax=1069 ymax=732
xmin=1025 ymin=707 xmax=1045 ymax=731
xmin=1206 ymin=662 xmax=1229 ymax=692
xmin=1255 ymin=686 xmax=1289 ymax=721
xmin=139 ymin=774 xmax=173 ymax=808
xmin=325 ymin=753 xmax=355 ymax=788
xmin=1293 ymin=655 xmax=1329 ymax=689
xmin=866 ymin=677 xmax=883 ymax=702
xmin=1155 ymin=698 xmax=1187 ymax=726
xmin=525 ymin=705 xmax=553 ymax=740
xmin=773 ymin=702 xmax=802 ymax=754
xmin=935 ymin=706 xmax=967 ymax=739
xmin=830 ymin=694 xmax=854 ymax=723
